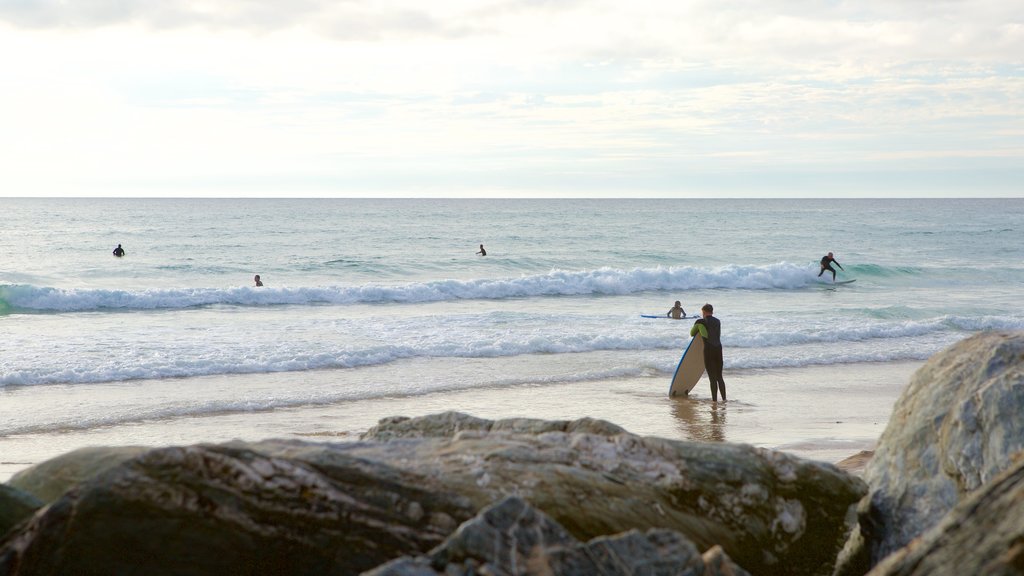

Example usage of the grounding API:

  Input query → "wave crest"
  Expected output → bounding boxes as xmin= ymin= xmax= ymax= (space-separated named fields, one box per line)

xmin=0 ymin=262 xmax=829 ymax=312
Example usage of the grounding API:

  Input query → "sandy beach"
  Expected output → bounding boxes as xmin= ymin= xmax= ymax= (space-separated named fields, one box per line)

xmin=0 ymin=360 xmax=921 ymax=482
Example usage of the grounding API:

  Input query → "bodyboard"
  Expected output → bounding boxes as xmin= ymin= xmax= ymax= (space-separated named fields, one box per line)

xmin=669 ymin=335 xmax=705 ymax=397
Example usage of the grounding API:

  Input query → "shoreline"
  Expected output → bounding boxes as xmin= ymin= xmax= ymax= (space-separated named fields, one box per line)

xmin=0 ymin=360 xmax=921 ymax=482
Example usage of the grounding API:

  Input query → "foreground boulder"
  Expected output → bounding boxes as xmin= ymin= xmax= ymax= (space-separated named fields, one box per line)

xmin=7 ymin=446 xmax=149 ymax=503
xmin=261 ymin=412 xmax=865 ymax=576
xmin=0 ymin=444 xmax=477 ymax=575
xmin=835 ymin=331 xmax=1024 ymax=574
xmin=365 ymin=495 xmax=751 ymax=575
xmin=865 ymin=453 xmax=1024 ymax=575
xmin=0 ymin=486 xmax=41 ymax=539
xmin=0 ymin=412 xmax=864 ymax=576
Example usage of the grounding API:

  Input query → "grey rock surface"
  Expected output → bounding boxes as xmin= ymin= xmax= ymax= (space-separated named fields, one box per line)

xmin=261 ymin=411 xmax=864 ymax=576
xmin=364 ymin=495 xmax=751 ymax=575
xmin=835 ymin=331 xmax=1024 ymax=573
xmin=0 ymin=411 xmax=866 ymax=576
xmin=865 ymin=453 xmax=1024 ymax=576
xmin=0 ymin=443 xmax=476 ymax=576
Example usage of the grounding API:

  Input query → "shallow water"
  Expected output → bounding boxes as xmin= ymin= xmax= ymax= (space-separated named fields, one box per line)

xmin=1 ymin=198 xmax=1019 ymax=477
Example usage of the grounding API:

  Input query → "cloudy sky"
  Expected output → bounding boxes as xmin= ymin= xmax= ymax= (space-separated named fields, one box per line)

xmin=0 ymin=0 xmax=1021 ymax=197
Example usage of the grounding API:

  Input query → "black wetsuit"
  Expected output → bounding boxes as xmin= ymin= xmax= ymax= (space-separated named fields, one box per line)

xmin=695 ymin=316 xmax=726 ymax=401
xmin=818 ymin=255 xmax=840 ymax=280
xmin=113 ymin=245 xmax=125 ymax=257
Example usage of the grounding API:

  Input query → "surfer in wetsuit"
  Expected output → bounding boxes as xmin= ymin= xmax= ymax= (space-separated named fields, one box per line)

xmin=254 ymin=274 xmax=263 ymax=287
xmin=818 ymin=252 xmax=844 ymax=282
xmin=667 ymin=301 xmax=686 ymax=319
xmin=690 ymin=303 xmax=726 ymax=402
xmin=112 ymin=244 xmax=125 ymax=257
xmin=477 ymin=244 xmax=487 ymax=256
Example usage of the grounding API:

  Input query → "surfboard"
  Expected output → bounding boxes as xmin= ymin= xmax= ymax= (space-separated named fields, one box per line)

xmin=669 ymin=335 xmax=705 ymax=397
xmin=818 ymin=279 xmax=856 ymax=286
xmin=641 ymin=315 xmax=699 ymax=319
xmin=835 ymin=279 xmax=856 ymax=285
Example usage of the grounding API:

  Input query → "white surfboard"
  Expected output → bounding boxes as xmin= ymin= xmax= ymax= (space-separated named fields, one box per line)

xmin=669 ymin=335 xmax=705 ymax=397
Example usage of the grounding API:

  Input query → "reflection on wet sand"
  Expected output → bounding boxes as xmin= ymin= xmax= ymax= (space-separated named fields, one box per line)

xmin=671 ymin=396 xmax=726 ymax=442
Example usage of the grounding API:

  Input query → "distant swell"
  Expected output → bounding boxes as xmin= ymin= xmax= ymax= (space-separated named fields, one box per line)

xmin=0 ymin=262 xmax=837 ymax=312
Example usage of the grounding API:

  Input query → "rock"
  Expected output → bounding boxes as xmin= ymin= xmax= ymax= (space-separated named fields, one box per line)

xmin=864 ymin=453 xmax=1024 ymax=575
xmin=363 ymin=495 xmax=752 ymax=575
xmin=262 ymin=411 xmax=864 ymax=576
xmin=0 ymin=443 xmax=477 ymax=576
xmin=835 ymin=451 xmax=873 ymax=477
xmin=832 ymin=497 xmax=872 ymax=576
xmin=8 ymin=446 xmax=149 ymax=503
xmin=0 ymin=412 xmax=865 ymax=576
xmin=702 ymin=545 xmax=753 ymax=576
xmin=834 ymin=331 xmax=1024 ymax=573
xmin=0 ymin=485 xmax=42 ymax=538
xmin=364 ymin=412 xmax=627 ymax=441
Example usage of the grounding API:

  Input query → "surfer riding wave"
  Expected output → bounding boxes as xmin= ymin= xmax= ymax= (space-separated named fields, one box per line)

xmin=818 ymin=252 xmax=844 ymax=282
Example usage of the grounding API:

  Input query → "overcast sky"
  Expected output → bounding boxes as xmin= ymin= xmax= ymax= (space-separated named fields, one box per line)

xmin=1 ymin=0 xmax=1021 ymax=197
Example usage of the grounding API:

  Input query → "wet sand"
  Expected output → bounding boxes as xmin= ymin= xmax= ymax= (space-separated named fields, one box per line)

xmin=0 ymin=360 xmax=921 ymax=482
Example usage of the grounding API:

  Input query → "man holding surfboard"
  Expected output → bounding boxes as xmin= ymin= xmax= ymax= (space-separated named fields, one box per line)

xmin=690 ymin=303 xmax=726 ymax=402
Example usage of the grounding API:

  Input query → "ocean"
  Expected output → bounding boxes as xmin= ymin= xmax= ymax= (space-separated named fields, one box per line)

xmin=2 ymin=198 xmax=1022 ymax=479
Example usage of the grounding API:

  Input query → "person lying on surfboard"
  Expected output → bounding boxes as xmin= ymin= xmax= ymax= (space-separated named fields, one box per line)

xmin=667 ymin=301 xmax=686 ymax=319
xmin=818 ymin=252 xmax=844 ymax=282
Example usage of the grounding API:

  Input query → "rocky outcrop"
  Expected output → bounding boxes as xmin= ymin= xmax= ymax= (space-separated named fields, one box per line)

xmin=0 ymin=443 xmax=477 ymax=576
xmin=0 ymin=412 xmax=864 ymax=576
xmin=865 ymin=453 xmax=1024 ymax=575
xmin=365 ymin=495 xmax=751 ymax=576
xmin=258 ymin=411 xmax=864 ymax=576
xmin=7 ymin=446 xmax=149 ymax=503
xmin=0 ymin=485 xmax=41 ymax=539
xmin=834 ymin=331 xmax=1024 ymax=574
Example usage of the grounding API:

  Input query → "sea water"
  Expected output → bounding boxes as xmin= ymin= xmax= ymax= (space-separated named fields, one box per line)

xmin=1 ymin=198 xmax=1022 ymax=471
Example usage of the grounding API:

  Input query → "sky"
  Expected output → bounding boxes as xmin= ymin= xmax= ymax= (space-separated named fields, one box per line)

xmin=0 ymin=0 xmax=1021 ymax=198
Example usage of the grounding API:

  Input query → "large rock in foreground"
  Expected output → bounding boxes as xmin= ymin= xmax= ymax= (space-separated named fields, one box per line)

xmin=0 ymin=412 xmax=864 ymax=576
xmin=0 ymin=485 xmax=41 ymax=539
xmin=0 ymin=444 xmax=476 ymax=576
xmin=835 ymin=331 xmax=1024 ymax=573
xmin=264 ymin=412 xmax=864 ymax=576
xmin=7 ymin=446 xmax=149 ymax=503
xmin=865 ymin=453 xmax=1024 ymax=575
xmin=366 ymin=495 xmax=751 ymax=576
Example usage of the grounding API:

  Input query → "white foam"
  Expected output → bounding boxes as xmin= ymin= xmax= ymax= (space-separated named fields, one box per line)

xmin=1 ymin=311 xmax=1018 ymax=388
xmin=0 ymin=262 xmax=825 ymax=312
